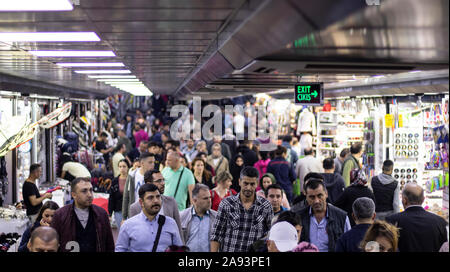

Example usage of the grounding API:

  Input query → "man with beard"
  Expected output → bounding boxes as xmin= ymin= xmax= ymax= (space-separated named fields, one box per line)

xmin=115 ymin=183 xmax=183 ymax=252
xmin=129 ymin=169 xmax=182 ymax=235
xmin=206 ymin=143 xmax=229 ymax=177
xmin=295 ymin=179 xmax=350 ymax=252
xmin=51 ymin=178 xmax=114 ymax=252
xmin=210 ymin=166 xmax=273 ymax=252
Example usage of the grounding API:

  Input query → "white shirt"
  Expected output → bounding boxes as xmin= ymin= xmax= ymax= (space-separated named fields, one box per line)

xmin=213 ymin=157 xmax=220 ymax=166
xmin=297 ymin=109 xmax=316 ymax=135
xmin=62 ymin=162 xmax=91 ymax=178
xmin=134 ymin=169 xmax=145 ymax=196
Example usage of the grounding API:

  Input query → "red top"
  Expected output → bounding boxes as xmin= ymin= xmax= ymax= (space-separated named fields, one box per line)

xmin=210 ymin=188 xmax=237 ymax=211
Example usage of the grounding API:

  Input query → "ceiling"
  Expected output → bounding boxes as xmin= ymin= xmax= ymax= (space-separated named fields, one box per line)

xmin=0 ymin=0 xmax=448 ymax=99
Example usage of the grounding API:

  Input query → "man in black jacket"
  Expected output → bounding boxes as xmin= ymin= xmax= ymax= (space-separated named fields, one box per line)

xmin=386 ymin=182 xmax=448 ymax=252
xmin=295 ymin=179 xmax=351 ymax=252
xmin=371 ymin=160 xmax=400 ymax=220
xmin=321 ymin=158 xmax=345 ymax=205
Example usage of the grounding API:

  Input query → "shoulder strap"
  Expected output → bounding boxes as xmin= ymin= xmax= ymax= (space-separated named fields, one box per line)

xmin=173 ymin=167 xmax=185 ymax=198
xmin=217 ymin=157 xmax=224 ymax=169
xmin=152 ymin=215 xmax=166 ymax=252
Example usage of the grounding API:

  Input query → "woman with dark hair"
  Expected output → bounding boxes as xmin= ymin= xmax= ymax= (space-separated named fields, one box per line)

xmin=18 ymin=200 xmax=60 ymax=252
xmin=229 ymin=154 xmax=244 ymax=192
xmin=335 ymin=169 xmax=376 ymax=227
xmin=108 ymin=159 xmax=130 ymax=230
xmin=191 ymin=157 xmax=214 ymax=189
xmin=195 ymin=152 xmax=215 ymax=176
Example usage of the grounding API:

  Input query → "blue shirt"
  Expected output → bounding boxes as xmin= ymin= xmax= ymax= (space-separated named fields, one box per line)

xmin=186 ymin=208 xmax=210 ymax=252
xmin=309 ymin=207 xmax=351 ymax=252
xmin=115 ymin=212 xmax=183 ymax=252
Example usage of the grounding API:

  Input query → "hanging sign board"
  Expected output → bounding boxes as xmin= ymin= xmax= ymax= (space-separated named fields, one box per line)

xmin=294 ymin=83 xmax=324 ymax=105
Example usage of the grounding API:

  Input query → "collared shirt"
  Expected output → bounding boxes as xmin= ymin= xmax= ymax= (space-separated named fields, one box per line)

xmin=309 ymin=207 xmax=351 ymax=252
xmin=210 ymin=194 xmax=273 ymax=252
xmin=115 ymin=212 xmax=183 ymax=252
xmin=186 ymin=208 xmax=211 ymax=252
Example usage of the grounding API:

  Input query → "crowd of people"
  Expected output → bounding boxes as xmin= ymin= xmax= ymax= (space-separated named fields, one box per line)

xmin=20 ymin=102 xmax=448 ymax=252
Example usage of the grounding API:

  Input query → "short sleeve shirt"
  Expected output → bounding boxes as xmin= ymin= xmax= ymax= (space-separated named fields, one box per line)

xmin=22 ymin=181 xmax=42 ymax=216
xmin=162 ymin=166 xmax=195 ymax=211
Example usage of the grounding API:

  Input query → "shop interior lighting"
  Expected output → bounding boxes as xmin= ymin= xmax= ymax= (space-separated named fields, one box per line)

xmin=57 ymin=62 xmax=124 ymax=67
xmin=29 ymin=51 xmax=115 ymax=57
xmin=0 ymin=32 xmax=100 ymax=42
xmin=88 ymin=75 xmax=136 ymax=79
xmin=74 ymin=70 xmax=131 ymax=74
xmin=0 ymin=0 xmax=73 ymax=11
xmin=97 ymin=79 xmax=140 ymax=82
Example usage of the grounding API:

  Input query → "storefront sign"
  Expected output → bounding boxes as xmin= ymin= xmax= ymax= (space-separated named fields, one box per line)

xmin=385 ymin=114 xmax=394 ymax=128
xmin=294 ymin=83 xmax=323 ymax=105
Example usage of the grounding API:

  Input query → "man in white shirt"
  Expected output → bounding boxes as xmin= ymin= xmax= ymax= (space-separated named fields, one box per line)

xmin=122 ymin=152 xmax=155 ymax=220
xmin=295 ymin=148 xmax=324 ymax=194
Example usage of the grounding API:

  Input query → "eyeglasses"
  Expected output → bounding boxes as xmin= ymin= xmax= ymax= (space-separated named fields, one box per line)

xmin=153 ymin=179 xmax=165 ymax=183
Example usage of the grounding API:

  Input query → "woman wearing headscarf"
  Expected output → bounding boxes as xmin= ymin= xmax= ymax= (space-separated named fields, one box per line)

xmin=256 ymin=173 xmax=290 ymax=209
xmin=229 ymin=154 xmax=244 ymax=192
xmin=334 ymin=169 xmax=376 ymax=227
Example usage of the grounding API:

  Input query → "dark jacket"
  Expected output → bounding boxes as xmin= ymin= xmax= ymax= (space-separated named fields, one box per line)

xmin=237 ymin=145 xmax=258 ymax=167
xmin=296 ymin=204 xmax=348 ymax=252
xmin=51 ymin=203 xmax=115 ymax=252
xmin=322 ymin=173 xmax=345 ymax=205
xmin=371 ymin=174 xmax=400 ymax=213
xmin=229 ymin=155 xmax=244 ymax=192
xmin=266 ymin=157 xmax=296 ymax=200
xmin=108 ymin=176 xmax=123 ymax=214
xmin=335 ymin=223 xmax=371 ymax=252
xmin=18 ymin=221 xmax=40 ymax=252
xmin=386 ymin=206 xmax=448 ymax=252
xmin=334 ymin=184 xmax=376 ymax=227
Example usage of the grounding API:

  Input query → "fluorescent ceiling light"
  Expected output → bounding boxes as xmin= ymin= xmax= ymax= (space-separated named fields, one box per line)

xmin=29 ymin=51 xmax=115 ymax=57
xmin=97 ymin=79 xmax=140 ymax=82
xmin=88 ymin=75 xmax=136 ymax=79
xmin=75 ymin=70 xmax=131 ymax=74
xmin=0 ymin=0 xmax=73 ymax=11
xmin=57 ymin=62 xmax=124 ymax=67
xmin=0 ymin=32 xmax=100 ymax=42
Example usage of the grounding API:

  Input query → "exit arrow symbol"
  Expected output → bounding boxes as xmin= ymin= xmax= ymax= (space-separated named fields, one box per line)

xmin=311 ymin=90 xmax=318 ymax=98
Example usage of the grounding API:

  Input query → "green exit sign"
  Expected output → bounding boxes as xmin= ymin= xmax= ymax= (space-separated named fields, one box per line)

xmin=294 ymin=83 xmax=323 ymax=105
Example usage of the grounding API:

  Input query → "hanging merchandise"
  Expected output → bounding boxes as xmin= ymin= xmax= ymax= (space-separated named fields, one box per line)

xmin=0 ymin=233 xmax=21 ymax=252
xmin=38 ymin=103 xmax=72 ymax=129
